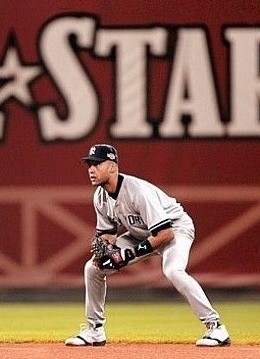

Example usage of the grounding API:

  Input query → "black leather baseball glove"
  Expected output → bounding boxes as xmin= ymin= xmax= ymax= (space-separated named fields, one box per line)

xmin=91 ymin=234 xmax=135 ymax=270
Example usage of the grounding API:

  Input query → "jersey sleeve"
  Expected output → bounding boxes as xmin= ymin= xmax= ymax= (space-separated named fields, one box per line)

xmin=133 ymin=182 xmax=173 ymax=234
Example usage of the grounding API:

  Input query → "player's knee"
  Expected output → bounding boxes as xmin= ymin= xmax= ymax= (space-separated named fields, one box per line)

xmin=84 ymin=258 xmax=105 ymax=280
xmin=84 ymin=259 xmax=95 ymax=277
xmin=163 ymin=267 xmax=188 ymax=291
xmin=163 ymin=260 xmax=183 ymax=277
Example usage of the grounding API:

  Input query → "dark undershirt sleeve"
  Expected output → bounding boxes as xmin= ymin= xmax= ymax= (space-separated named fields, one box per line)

xmin=96 ymin=229 xmax=118 ymax=236
xmin=151 ymin=222 xmax=172 ymax=236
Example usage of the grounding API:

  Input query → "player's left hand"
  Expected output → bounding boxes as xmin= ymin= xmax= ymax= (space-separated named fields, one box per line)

xmin=100 ymin=246 xmax=135 ymax=270
xmin=91 ymin=234 xmax=135 ymax=270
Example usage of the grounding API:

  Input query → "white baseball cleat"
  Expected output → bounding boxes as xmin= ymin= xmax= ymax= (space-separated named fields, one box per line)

xmin=65 ymin=324 xmax=106 ymax=346
xmin=196 ymin=322 xmax=231 ymax=347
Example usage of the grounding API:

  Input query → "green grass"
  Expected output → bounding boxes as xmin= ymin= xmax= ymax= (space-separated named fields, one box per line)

xmin=0 ymin=301 xmax=259 ymax=344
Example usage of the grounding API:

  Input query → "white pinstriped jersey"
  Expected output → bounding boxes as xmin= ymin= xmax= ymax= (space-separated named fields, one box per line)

xmin=93 ymin=173 xmax=190 ymax=240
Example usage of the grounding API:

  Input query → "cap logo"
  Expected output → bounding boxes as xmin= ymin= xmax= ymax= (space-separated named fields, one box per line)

xmin=107 ymin=153 xmax=116 ymax=160
xmin=89 ymin=146 xmax=96 ymax=155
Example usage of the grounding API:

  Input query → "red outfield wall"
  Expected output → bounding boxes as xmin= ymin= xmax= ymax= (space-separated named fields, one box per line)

xmin=0 ymin=1 xmax=259 ymax=289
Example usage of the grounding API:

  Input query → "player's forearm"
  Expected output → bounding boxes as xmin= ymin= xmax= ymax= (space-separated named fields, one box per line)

xmin=97 ymin=227 xmax=175 ymax=270
xmin=100 ymin=233 xmax=117 ymax=244
xmin=133 ymin=227 xmax=174 ymax=257
xmin=148 ymin=227 xmax=174 ymax=249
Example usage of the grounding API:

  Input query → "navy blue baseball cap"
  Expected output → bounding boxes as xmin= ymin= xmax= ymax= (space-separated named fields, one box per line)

xmin=81 ymin=144 xmax=118 ymax=164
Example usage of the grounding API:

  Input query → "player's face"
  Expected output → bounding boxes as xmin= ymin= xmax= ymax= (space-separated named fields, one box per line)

xmin=87 ymin=160 xmax=113 ymax=187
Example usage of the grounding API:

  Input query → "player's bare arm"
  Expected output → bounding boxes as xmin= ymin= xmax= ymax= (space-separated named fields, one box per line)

xmin=147 ymin=227 xmax=174 ymax=250
xmin=101 ymin=233 xmax=117 ymax=245
xmin=93 ymin=227 xmax=175 ymax=271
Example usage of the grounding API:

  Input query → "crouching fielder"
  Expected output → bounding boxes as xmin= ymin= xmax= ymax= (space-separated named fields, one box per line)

xmin=65 ymin=144 xmax=231 ymax=347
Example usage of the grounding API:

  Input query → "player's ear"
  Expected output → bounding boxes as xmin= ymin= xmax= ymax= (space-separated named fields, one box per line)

xmin=109 ymin=162 xmax=117 ymax=173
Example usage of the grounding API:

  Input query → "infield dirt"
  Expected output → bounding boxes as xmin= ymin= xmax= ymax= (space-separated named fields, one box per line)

xmin=0 ymin=343 xmax=259 ymax=359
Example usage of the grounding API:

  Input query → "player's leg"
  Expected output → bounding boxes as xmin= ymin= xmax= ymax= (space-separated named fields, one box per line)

xmin=161 ymin=228 xmax=231 ymax=346
xmin=65 ymin=232 xmax=144 ymax=346
xmin=65 ymin=257 xmax=107 ymax=346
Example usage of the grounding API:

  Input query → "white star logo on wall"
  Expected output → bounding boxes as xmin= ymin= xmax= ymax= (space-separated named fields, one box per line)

xmin=0 ymin=45 xmax=42 ymax=105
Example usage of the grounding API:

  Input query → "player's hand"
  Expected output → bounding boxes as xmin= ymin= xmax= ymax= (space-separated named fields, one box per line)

xmin=91 ymin=235 xmax=135 ymax=270
xmin=98 ymin=246 xmax=135 ymax=270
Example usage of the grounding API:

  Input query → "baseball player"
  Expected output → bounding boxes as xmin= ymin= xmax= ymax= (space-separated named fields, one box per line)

xmin=65 ymin=144 xmax=231 ymax=347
